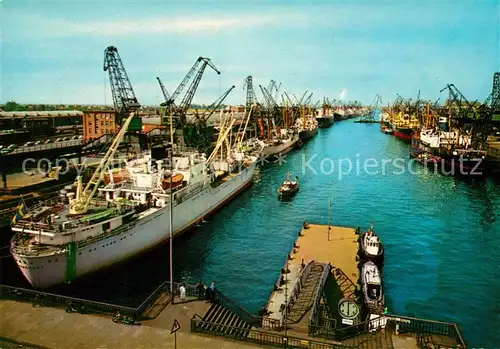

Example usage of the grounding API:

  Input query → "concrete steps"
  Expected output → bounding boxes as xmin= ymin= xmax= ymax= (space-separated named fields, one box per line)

xmin=198 ymin=303 xmax=252 ymax=338
xmin=287 ymin=263 xmax=325 ymax=323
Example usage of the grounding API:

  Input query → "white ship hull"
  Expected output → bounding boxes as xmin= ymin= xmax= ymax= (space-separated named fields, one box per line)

xmin=11 ymin=163 xmax=256 ymax=288
xmin=261 ymin=133 xmax=299 ymax=158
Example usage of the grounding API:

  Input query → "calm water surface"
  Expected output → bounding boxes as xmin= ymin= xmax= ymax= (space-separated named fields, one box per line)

xmin=2 ymin=120 xmax=499 ymax=348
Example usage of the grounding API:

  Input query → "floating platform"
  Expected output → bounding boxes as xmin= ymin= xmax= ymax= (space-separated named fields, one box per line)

xmin=264 ymin=223 xmax=361 ymax=337
xmin=262 ymin=222 xmax=467 ymax=348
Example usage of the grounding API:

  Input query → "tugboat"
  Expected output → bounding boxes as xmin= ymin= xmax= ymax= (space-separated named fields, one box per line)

xmin=362 ymin=261 xmax=384 ymax=311
xmin=277 ymin=172 xmax=299 ymax=200
xmin=359 ymin=225 xmax=384 ymax=264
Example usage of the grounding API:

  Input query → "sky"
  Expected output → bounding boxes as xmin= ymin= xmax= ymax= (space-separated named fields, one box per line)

xmin=1 ymin=0 xmax=499 ymax=107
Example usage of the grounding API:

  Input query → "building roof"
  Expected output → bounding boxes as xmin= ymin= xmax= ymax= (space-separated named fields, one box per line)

xmin=0 ymin=111 xmax=84 ymax=118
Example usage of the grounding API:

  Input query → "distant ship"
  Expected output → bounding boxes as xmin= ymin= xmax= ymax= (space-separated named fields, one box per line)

xmin=10 ymin=113 xmax=257 ymax=288
xmin=316 ymin=108 xmax=334 ymax=128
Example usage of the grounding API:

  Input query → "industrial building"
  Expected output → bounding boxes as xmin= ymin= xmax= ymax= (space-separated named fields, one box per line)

xmin=0 ymin=111 xmax=83 ymax=145
xmin=83 ymin=110 xmax=117 ymax=142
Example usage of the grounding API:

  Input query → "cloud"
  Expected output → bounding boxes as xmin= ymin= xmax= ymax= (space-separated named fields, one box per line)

xmin=3 ymin=10 xmax=306 ymax=39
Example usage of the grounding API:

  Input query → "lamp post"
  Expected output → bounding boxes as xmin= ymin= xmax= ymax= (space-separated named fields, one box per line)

xmin=169 ymin=112 xmax=174 ymax=302
xmin=284 ymin=258 xmax=288 ymax=349
xmin=328 ymin=199 xmax=332 ymax=241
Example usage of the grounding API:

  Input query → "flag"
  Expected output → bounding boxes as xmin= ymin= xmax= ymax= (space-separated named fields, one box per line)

xmin=11 ymin=198 xmax=27 ymax=225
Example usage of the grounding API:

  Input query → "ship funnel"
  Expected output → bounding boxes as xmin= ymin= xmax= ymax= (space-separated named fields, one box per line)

xmin=156 ymin=160 xmax=163 ymax=173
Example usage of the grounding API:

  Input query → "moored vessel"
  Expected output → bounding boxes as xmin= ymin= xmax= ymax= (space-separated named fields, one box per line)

xmin=10 ymin=113 xmax=258 ymax=288
xmin=258 ymin=131 xmax=299 ymax=160
xmin=359 ymin=226 xmax=384 ymax=264
xmin=361 ymin=261 xmax=384 ymax=311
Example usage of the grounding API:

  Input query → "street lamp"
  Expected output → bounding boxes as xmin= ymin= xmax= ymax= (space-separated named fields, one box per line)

xmin=169 ymin=112 xmax=174 ymax=302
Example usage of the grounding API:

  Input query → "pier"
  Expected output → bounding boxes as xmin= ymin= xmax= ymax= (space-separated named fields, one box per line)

xmin=260 ymin=223 xmax=466 ymax=348
xmin=0 ymin=223 xmax=467 ymax=348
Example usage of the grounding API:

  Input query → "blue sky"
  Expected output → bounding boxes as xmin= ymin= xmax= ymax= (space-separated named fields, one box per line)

xmin=1 ymin=0 xmax=499 ymax=106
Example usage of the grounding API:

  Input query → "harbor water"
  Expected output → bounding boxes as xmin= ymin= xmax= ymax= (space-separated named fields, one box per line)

xmin=1 ymin=119 xmax=499 ymax=348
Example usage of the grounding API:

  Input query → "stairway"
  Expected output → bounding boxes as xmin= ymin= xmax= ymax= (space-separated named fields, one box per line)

xmin=286 ymin=263 xmax=325 ymax=323
xmin=197 ymin=303 xmax=252 ymax=338
xmin=333 ymin=267 xmax=357 ymax=299
xmin=342 ymin=329 xmax=394 ymax=349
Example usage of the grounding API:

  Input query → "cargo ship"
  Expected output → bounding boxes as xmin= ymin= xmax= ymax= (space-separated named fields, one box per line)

xmin=392 ymin=125 xmax=414 ymax=140
xmin=296 ymin=114 xmax=318 ymax=143
xmin=258 ymin=131 xmax=299 ymax=159
xmin=10 ymin=113 xmax=258 ymax=288
xmin=316 ymin=108 xmax=334 ymax=128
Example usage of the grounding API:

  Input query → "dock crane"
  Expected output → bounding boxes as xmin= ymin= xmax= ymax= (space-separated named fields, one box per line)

xmin=167 ymin=57 xmax=220 ymax=127
xmin=69 ymin=46 xmax=142 ymax=215
xmin=440 ymin=83 xmax=493 ymax=149
xmin=243 ymin=75 xmax=259 ymax=110
xmin=103 ymin=46 xmax=141 ymax=125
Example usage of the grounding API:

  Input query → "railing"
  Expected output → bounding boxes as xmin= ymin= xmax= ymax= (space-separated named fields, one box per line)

xmin=387 ymin=314 xmax=466 ymax=348
xmin=283 ymin=260 xmax=315 ymax=324
xmin=316 ymin=313 xmax=467 ymax=347
xmin=0 ymin=284 xmax=137 ymax=317
xmin=309 ymin=263 xmax=331 ymax=328
xmin=7 ymin=139 xmax=84 ymax=155
xmin=191 ymin=317 xmax=354 ymax=349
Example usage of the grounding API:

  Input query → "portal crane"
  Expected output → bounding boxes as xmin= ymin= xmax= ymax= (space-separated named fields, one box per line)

xmin=103 ymin=46 xmax=141 ymax=122
xmin=173 ymin=57 xmax=220 ymax=127
xmin=243 ymin=76 xmax=258 ymax=109
xmin=489 ymin=72 xmax=500 ymax=111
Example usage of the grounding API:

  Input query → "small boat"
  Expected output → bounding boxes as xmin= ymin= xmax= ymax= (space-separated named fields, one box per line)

xmin=161 ymin=173 xmax=184 ymax=190
xmin=362 ymin=261 xmax=384 ymax=310
xmin=103 ymin=169 xmax=128 ymax=185
xmin=277 ymin=172 xmax=299 ymax=200
xmin=360 ymin=226 xmax=384 ymax=264
xmin=383 ymin=128 xmax=394 ymax=134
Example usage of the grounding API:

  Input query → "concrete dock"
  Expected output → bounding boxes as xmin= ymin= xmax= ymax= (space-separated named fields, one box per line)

xmin=0 ymin=296 xmax=267 ymax=349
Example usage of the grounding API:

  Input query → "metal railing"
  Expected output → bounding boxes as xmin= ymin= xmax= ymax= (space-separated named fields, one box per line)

xmin=0 ymin=284 xmax=137 ymax=317
xmin=191 ymin=317 xmax=354 ymax=349
xmin=283 ymin=260 xmax=315 ymax=324
xmin=7 ymin=140 xmax=84 ymax=155
xmin=387 ymin=314 xmax=466 ymax=348
xmin=309 ymin=263 xmax=331 ymax=328
xmin=312 ymin=312 xmax=467 ymax=348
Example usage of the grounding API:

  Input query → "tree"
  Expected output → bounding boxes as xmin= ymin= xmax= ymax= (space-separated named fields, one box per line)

xmin=1 ymin=100 xmax=27 ymax=112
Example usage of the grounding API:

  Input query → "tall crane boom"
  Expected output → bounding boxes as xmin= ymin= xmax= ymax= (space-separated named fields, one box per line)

xmin=69 ymin=111 xmax=137 ymax=215
xmin=156 ymin=76 xmax=173 ymax=107
xmin=103 ymin=46 xmax=141 ymax=114
xmin=175 ymin=57 xmax=220 ymax=126
xmin=165 ymin=57 xmax=204 ymax=108
xmin=196 ymin=85 xmax=235 ymax=125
